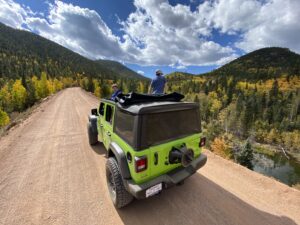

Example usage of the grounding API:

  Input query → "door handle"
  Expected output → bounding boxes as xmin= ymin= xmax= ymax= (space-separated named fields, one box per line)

xmin=100 ymin=124 xmax=103 ymax=127
xmin=154 ymin=152 xmax=158 ymax=165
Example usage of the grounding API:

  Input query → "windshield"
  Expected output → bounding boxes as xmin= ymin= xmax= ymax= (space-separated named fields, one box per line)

xmin=141 ymin=108 xmax=200 ymax=148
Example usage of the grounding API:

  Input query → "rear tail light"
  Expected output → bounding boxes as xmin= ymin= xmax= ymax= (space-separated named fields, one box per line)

xmin=135 ymin=156 xmax=147 ymax=173
xmin=199 ymin=137 xmax=206 ymax=147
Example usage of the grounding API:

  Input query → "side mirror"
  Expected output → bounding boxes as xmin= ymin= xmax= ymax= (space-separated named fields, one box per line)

xmin=91 ymin=108 xmax=98 ymax=116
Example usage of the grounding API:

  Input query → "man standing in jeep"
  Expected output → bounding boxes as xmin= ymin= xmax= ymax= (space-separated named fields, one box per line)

xmin=148 ymin=69 xmax=166 ymax=94
xmin=110 ymin=83 xmax=122 ymax=101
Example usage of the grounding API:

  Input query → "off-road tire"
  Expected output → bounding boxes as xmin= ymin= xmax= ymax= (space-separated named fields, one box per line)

xmin=87 ymin=123 xmax=98 ymax=145
xmin=106 ymin=157 xmax=133 ymax=208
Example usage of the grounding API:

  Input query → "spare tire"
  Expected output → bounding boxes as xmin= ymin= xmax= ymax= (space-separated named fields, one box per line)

xmin=169 ymin=145 xmax=194 ymax=167
xmin=87 ymin=122 xmax=98 ymax=145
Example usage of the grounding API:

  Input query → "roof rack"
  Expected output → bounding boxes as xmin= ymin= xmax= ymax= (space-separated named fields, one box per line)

xmin=115 ymin=92 xmax=184 ymax=107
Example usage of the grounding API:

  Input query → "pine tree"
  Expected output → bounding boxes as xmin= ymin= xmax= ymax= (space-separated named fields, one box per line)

xmin=25 ymin=78 xmax=36 ymax=107
xmin=204 ymin=83 xmax=209 ymax=95
xmin=242 ymin=98 xmax=253 ymax=136
xmin=269 ymin=80 xmax=279 ymax=98
xmin=87 ymin=76 xmax=94 ymax=93
xmin=237 ymin=140 xmax=254 ymax=169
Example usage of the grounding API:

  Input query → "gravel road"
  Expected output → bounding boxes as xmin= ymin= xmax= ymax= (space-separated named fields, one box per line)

xmin=0 ymin=88 xmax=299 ymax=225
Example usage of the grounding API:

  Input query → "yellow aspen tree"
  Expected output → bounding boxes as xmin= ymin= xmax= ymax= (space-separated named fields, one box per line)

xmin=0 ymin=108 xmax=10 ymax=127
xmin=0 ymin=85 xmax=12 ymax=112
xmin=54 ymin=78 xmax=63 ymax=92
xmin=93 ymin=80 xmax=101 ymax=98
xmin=31 ymin=76 xmax=40 ymax=100
xmin=11 ymin=79 xmax=27 ymax=111
xmin=39 ymin=72 xmax=50 ymax=98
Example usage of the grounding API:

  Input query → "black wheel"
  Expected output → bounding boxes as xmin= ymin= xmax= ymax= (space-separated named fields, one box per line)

xmin=106 ymin=157 xmax=133 ymax=208
xmin=177 ymin=180 xmax=185 ymax=186
xmin=87 ymin=123 xmax=98 ymax=145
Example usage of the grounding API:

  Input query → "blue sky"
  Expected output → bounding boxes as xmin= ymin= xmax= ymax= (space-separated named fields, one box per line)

xmin=1 ymin=0 xmax=299 ymax=78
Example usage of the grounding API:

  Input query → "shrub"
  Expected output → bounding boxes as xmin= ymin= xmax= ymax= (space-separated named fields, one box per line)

xmin=0 ymin=108 xmax=10 ymax=127
xmin=210 ymin=137 xmax=231 ymax=159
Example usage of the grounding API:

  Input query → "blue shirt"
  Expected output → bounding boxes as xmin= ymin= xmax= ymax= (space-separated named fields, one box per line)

xmin=150 ymin=75 xmax=166 ymax=94
xmin=111 ymin=89 xmax=122 ymax=101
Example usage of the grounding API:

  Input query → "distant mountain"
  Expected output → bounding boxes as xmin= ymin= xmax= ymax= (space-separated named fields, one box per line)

xmin=202 ymin=47 xmax=300 ymax=80
xmin=96 ymin=60 xmax=142 ymax=79
xmin=165 ymin=72 xmax=195 ymax=81
xmin=165 ymin=47 xmax=300 ymax=81
xmin=0 ymin=22 xmax=146 ymax=80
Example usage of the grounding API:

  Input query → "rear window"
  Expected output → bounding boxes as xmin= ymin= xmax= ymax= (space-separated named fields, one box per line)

xmin=114 ymin=108 xmax=135 ymax=146
xmin=141 ymin=109 xmax=200 ymax=147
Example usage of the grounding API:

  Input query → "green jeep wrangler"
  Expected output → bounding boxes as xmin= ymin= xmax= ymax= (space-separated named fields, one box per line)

xmin=87 ymin=92 xmax=207 ymax=208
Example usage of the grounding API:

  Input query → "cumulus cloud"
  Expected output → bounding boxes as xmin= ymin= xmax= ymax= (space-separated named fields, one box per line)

xmin=121 ymin=0 xmax=236 ymax=66
xmin=235 ymin=0 xmax=300 ymax=53
xmin=0 ymin=0 xmax=299 ymax=68
xmin=199 ymin=0 xmax=300 ymax=53
xmin=0 ymin=0 xmax=28 ymax=28
xmin=26 ymin=1 xmax=130 ymax=61
xmin=137 ymin=70 xmax=145 ymax=75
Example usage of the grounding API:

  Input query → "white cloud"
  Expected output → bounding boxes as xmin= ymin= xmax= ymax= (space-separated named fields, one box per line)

xmin=235 ymin=0 xmax=300 ymax=53
xmin=199 ymin=0 xmax=300 ymax=53
xmin=175 ymin=65 xmax=187 ymax=70
xmin=121 ymin=0 xmax=235 ymax=66
xmin=137 ymin=70 xmax=145 ymax=75
xmin=25 ymin=1 xmax=130 ymax=61
xmin=0 ymin=0 xmax=28 ymax=28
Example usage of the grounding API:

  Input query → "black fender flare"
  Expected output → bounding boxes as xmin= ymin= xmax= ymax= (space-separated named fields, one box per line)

xmin=108 ymin=142 xmax=131 ymax=179
xmin=88 ymin=115 xmax=98 ymax=134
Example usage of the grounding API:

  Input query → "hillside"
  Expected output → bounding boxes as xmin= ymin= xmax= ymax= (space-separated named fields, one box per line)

xmin=202 ymin=47 xmax=300 ymax=80
xmin=167 ymin=47 xmax=300 ymax=92
xmin=0 ymin=22 xmax=145 ymax=80
xmin=96 ymin=60 xmax=142 ymax=79
xmin=166 ymin=71 xmax=195 ymax=79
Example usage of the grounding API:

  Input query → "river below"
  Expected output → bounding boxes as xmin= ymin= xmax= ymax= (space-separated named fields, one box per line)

xmin=252 ymin=152 xmax=300 ymax=186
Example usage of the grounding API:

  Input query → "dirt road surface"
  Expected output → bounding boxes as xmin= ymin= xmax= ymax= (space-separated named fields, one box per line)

xmin=0 ymin=88 xmax=299 ymax=225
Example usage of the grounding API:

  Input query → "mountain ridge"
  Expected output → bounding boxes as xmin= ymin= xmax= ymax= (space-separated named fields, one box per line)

xmin=166 ymin=47 xmax=300 ymax=80
xmin=202 ymin=47 xmax=300 ymax=80
xmin=0 ymin=22 xmax=146 ymax=80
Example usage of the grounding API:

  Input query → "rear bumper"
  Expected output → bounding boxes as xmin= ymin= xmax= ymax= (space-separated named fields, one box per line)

xmin=123 ymin=153 xmax=207 ymax=199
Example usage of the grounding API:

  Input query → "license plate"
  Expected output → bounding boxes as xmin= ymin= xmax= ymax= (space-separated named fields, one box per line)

xmin=146 ymin=183 xmax=162 ymax=198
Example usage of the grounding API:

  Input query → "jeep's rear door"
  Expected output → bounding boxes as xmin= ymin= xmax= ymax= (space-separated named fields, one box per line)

xmin=97 ymin=102 xmax=105 ymax=142
xmin=102 ymin=104 xmax=115 ymax=150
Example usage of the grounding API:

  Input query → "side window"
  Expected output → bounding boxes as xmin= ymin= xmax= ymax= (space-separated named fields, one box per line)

xmin=115 ymin=109 xmax=135 ymax=145
xmin=105 ymin=105 xmax=114 ymax=125
xmin=99 ymin=103 xmax=105 ymax=116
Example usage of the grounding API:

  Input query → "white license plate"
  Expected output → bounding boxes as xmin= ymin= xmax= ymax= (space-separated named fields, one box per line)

xmin=146 ymin=183 xmax=162 ymax=198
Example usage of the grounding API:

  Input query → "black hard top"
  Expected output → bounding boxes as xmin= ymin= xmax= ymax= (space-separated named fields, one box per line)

xmin=100 ymin=92 xmax=198 ymax=115
xmin=118 ymin=101 xmax=198 ymax=115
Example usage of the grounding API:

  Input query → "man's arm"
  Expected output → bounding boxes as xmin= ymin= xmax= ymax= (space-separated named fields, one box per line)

xmin=163 ymin=76 xmax=167 ymax=93
xmin=148 ymin=80 xmax=153 ymax=94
